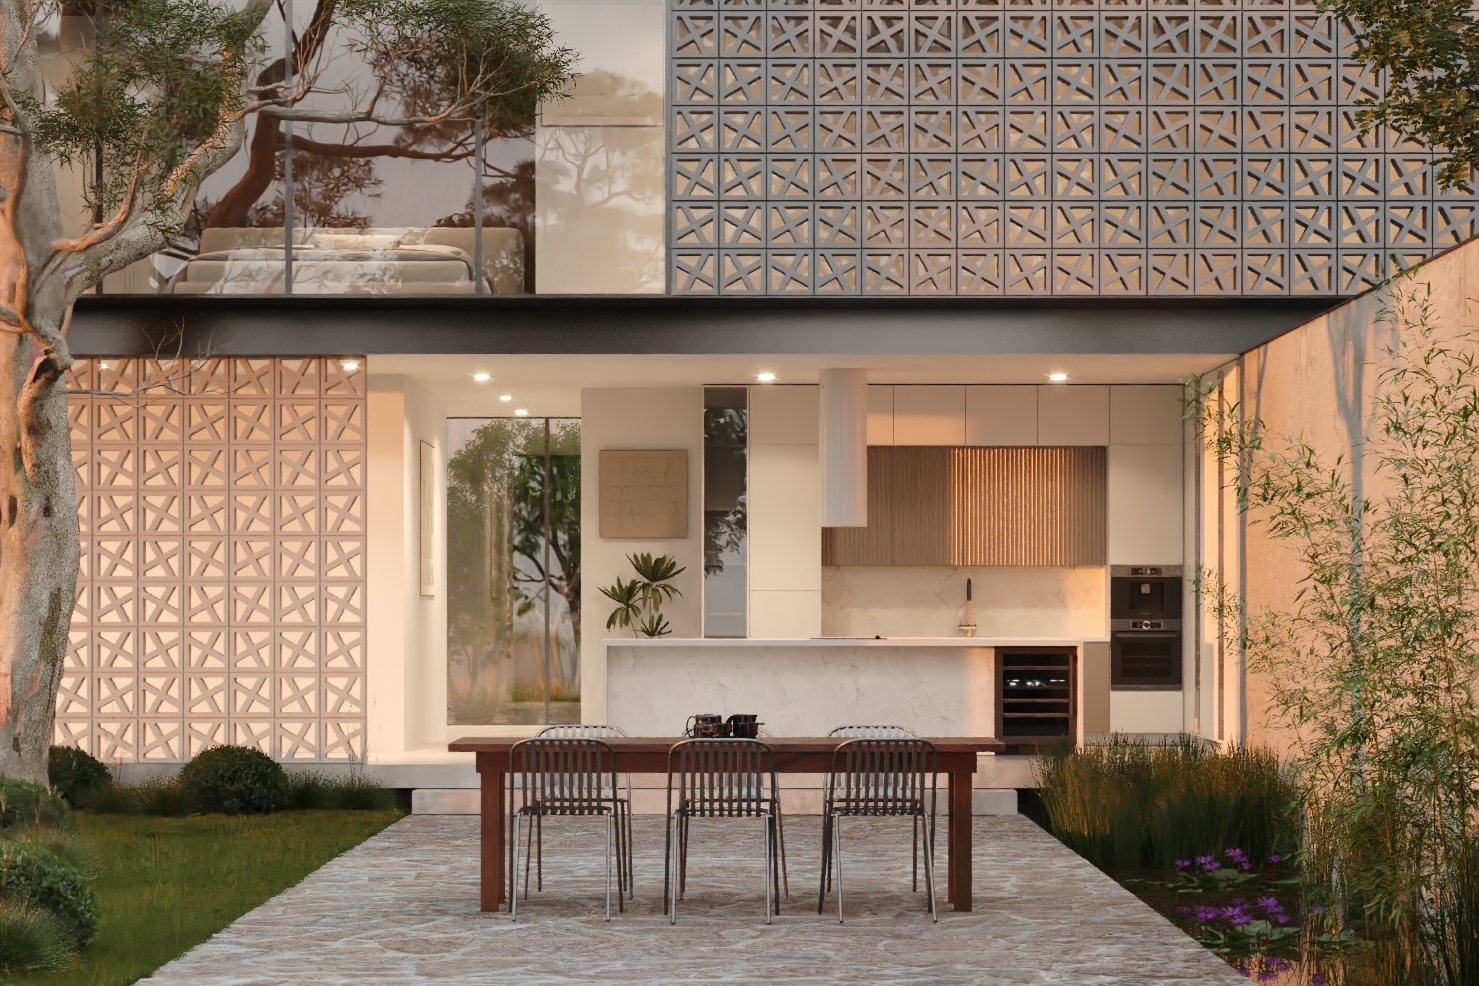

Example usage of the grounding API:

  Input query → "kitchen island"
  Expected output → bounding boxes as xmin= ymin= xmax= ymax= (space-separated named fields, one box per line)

xmin=602 ymin=637 xmax=1101 ymax=739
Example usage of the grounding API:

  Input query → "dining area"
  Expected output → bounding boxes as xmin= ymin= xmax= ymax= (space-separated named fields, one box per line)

xmin=447 ymin=724 xmax=1006 ymax=923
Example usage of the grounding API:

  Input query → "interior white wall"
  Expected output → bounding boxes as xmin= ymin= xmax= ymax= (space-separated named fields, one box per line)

xmin=748 ymin=386 xmax=822 ymax=637
xmin=366 ymin=375 xmax=447 ymax=760
xmin=580 ymin=389 xmax=704 ymax=722
xmin=1107 ymin=386 xmax=1184 ymax=565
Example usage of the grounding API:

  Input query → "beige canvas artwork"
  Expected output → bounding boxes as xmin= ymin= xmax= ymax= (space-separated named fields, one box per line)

xmin=598 ymin=450 xmax=688 ymax=538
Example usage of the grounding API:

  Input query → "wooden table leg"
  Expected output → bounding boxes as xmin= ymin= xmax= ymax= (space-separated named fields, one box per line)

xmin=949 ymin=769 xmax=972 ymax=912
xmin=479 ymin=756 xmax=505 ymax=912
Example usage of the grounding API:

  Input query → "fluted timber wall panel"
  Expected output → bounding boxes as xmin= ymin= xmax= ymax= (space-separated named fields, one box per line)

xmin=822 ymin=445 xmax=1105 ymax=564
xmin=57 ymin=358 xmax=367 ymax=763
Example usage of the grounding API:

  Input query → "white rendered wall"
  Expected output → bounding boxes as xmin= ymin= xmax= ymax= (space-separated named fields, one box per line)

xmin=748 ymin=386 xmax=822 ymax=637
xmin=366 ymin=375 xmax=447 ymax=761
xmin=580 ymin=390 xmax=704 ymax=723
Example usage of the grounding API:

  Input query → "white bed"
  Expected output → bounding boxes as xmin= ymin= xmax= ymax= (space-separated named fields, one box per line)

xmin=170 ymin=226 xmax=525 ymax=294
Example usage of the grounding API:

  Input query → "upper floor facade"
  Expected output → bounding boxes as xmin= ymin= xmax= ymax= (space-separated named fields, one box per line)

xmin=47 ymin=0 xmax=1479 ymax=300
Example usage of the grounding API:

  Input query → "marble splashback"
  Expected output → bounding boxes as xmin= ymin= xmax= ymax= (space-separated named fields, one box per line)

xmin=822 ymin=565 xmax=1107 ymax=639
xmin=606 ymin=643 xmax=996 ymax=737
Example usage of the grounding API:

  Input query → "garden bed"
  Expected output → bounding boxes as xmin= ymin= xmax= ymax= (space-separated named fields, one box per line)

xmin=11 ymin=809 xmax=403 ymax=986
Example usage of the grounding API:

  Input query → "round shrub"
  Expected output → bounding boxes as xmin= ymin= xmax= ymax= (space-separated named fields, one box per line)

xmin=48 ymin=746 xmax=111 ymax=809
xmin=180 ymin=745 xmax=286 ymax=815
xmin=0 ymin=780 xmax=73 ymax=832
xmin=0 ymin=841 xmax=98 ymax=947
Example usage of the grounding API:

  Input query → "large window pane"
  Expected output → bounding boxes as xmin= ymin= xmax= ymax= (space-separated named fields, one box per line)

xmin=447 ymin=417 xmax=580 ymax=725
xmin=703 ymin=389 xmax=747 ymax=637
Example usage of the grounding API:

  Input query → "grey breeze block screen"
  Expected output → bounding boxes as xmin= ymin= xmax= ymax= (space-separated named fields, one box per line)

xmin=667 ymin=0 xmax=1479 ymax=297
xmin=59 ymin=359 xmax=367 ymax=763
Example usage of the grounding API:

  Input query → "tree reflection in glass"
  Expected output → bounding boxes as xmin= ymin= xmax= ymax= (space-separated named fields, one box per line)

xmin=446 ymin=417 xmax=581 ymax=725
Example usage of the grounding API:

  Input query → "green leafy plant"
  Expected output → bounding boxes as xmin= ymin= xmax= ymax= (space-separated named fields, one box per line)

xmin=1319 ymin=0 xmax=1479 ymax=190
xmin=0 ymin=779 xmax=74 ymax=833
xmin=179 ymin=746 xmax=288 ymax=816
xmin=601 ymin=553 xmax=686 ymax=638
xmin=0 ymin=903 xmax=75 ymax=973
xmin=48 ymin=746 xmax=112 ymax=809
xmin=1195 ymin=274 xmax=1479 ymax=985
xmin=0 ymin=840 xmax=99 ymax=947
xmin=283 ymin=772 xmax=398 ymax=812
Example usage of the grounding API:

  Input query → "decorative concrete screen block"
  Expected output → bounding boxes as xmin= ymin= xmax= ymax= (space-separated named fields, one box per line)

xmin=666 ymin=0 xmax=1479 ymax=296
xmin=599 ymin=449 xmax=689 ymax=538
xmin=57 ymin=358 xmax=367 ymax=763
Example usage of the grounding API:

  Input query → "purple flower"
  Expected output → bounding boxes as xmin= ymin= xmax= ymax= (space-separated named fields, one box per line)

xmin=1174 ymin=859 xmax=1191 ymax=869
xmin=1268 ymin=854 xmax=1283 ymax=863
xmin=1310 ymin=977 xmax=1326 ymax=985
xmin=1175 ymin=906 xmax=1191 ymax=914
xmin=1195 ymin=905 xmax=1219 ymax=921
xmin=1194 ymin=854 xmax=1215 ymax=866
xmin=1225 ymin=847 xmax=1249 ymax=863
xmin=1255 ymin=896 xmax=1282 ymax=912
xmin=1220 ymin=905 xmax=1254 ymax=925
xmin=1309 ymin=906 xmax=1325 ymax=915
xmin=1241 ymin=862 xmax=1253 ymax=870
xmin=1238 ymin=971 xmax=1250 ymax=979
xmin=1257 ymin=972 xmax=1279 ymax=982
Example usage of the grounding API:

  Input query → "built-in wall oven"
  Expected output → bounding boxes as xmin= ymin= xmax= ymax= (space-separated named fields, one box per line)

xmin=1110 ymin=565 xmax=1183 ymax=689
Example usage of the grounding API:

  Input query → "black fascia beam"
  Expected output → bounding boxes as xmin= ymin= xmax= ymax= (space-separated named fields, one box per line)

xmin=68 ymin=294 xmax=1340 ymax=357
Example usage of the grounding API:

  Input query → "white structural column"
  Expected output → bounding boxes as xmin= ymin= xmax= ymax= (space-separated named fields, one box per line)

xmin=818 ymin=369 xmax=868 ymax=526
xmin=748 ymin=386 xmax=821 ymax=637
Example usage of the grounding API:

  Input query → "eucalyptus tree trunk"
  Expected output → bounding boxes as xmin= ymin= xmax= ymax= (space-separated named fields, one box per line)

xmin=0 ymin=1 xmax=77 ymax=785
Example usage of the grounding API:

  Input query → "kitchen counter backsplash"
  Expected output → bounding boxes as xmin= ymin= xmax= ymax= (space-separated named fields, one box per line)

xmin=821 ymin=565 xmax=1107 ymax=639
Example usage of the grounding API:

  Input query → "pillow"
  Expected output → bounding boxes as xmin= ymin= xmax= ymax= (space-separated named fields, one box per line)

xmin=312 ymin=232 xmax=401 ymax=251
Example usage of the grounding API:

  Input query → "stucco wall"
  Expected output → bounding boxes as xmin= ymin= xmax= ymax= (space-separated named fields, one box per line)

xmin=1230 ymin=239 xmax=1479 ymax=751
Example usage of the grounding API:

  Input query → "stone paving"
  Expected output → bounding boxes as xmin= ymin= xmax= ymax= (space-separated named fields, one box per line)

xmin=142 ymin=814 xmax=1246 ymax=985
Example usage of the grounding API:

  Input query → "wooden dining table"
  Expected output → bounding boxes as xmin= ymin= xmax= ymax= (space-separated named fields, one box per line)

xmin=447 ymin=736 xmax=1005 ymax=913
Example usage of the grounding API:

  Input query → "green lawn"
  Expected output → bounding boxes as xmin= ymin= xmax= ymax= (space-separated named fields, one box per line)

xmin=15 ymin=809 xmax=405 ymax=986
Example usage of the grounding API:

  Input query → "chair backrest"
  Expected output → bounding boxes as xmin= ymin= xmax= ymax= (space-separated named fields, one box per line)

xmin=827 ymin=724 xmax=918 ymax=738
xmin=536 ymin=724 xmax=629 ymax=738
xmin=827 ymin=738 xmax=937 ymax=816
xmin=667 ymin=739 xmax=778 ymax=818
xmin=510 ymin=738 xmax=618 ymax=816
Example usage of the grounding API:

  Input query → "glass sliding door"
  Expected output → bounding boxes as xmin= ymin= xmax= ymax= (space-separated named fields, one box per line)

xmin=703 ymin=388 xmax=748 ymax=637
xmin=446 ymin=417 xmax=580 ymax=724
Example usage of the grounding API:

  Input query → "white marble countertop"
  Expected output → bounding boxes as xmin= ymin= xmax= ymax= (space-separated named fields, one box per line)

xmin=605 ymin=636 xmax=1107 ymax=648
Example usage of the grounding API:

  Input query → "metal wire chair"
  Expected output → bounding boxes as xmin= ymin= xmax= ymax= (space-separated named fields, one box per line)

xmin=818 ymin=738 xmax=939 ymax=923
xmin=508 ymin=738 xmax=627 ymax=921
xmin=664 ymin=739 xmax=788 ymax=924
xmin=826 ymin=726 xmax=923 ymax=889
xmin=827 ymin=724 xmax=919 ymax=738
xmin=534 ymin=724 xmax=633 ymax=898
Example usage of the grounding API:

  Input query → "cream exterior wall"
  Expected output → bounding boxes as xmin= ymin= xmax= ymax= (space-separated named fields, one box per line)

xmin=534 ymin=0 xmax=665 ymax=294
xmin=366 ymin=375 xmax=447 ymax=760
xmin=580 ymin=389 xmax=704 ymax=723
xmin=1223 ymin=241 xmax=1479 ymax=750
xmin=747 ymin=386 xmax=822 ymax=637
xmin=965 ymin=386 xmax=1038 ymax=445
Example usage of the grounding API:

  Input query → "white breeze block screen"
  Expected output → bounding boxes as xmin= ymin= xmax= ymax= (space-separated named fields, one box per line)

xmin=667 ymin=0 xmax=1479 ymax=296
xmin=57 ymin=358 xmax=367 ymax=763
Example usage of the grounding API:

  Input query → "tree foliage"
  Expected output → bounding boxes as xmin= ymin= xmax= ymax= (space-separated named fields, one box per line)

xmin=1323 ymin=0 xmax=1479 ymax=190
